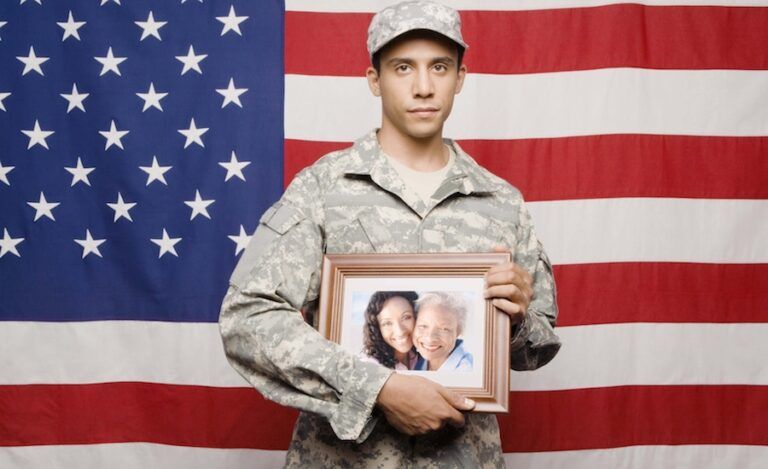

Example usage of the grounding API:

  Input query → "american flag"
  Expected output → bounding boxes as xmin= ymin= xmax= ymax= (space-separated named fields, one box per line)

xmin=2 ymin=0 xmax=767 ymax=468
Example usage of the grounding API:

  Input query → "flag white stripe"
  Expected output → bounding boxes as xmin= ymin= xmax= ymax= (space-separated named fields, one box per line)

xmin=285 ymin=70 xmax=768 ymax=141
xmin=503 ymin=445 xmax=768 ymax=469
xmin=3 ymin=321 xmax=767 ymax=390
xmin=0 ymin=444 xmax=287 ymax=469
xmin=3 ymin=443 xmax=768 ymax=469
xmin=527 ymin=198 xmax=768 ymax=265
xmin=0 ymin=321 xmax=247 ymax=387
xmin=287 ymin=0 xmax=768 ymax=12
xmin=512 ymin=323 xmax=768 ymax=391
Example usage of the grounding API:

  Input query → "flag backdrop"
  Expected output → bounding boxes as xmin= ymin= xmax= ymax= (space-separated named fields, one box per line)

xmin=1 ymin=0 xmax=767 ymax=467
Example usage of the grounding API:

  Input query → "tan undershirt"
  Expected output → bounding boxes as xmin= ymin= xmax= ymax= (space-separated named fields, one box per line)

xmin=384 ymin=145 xmax=456 ymax=203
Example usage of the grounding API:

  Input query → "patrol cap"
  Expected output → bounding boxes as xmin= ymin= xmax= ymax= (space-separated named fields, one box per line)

xmin=367 ymin=0 xmax=468 ymax=58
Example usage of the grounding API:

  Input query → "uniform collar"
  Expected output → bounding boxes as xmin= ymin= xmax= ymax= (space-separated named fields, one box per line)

xmin=343 ymin=130 xmax=501 ymax=217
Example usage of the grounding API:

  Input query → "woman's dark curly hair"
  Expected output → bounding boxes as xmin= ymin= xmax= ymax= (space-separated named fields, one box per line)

xmin=362 ymin=291 xmax=419 ymax=369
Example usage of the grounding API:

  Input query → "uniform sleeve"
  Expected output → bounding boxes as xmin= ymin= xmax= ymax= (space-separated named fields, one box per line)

xmin=219 ymin=169 xmax=393 ymax=442
xmin=508 ymin=201 xmax=562 ymax=371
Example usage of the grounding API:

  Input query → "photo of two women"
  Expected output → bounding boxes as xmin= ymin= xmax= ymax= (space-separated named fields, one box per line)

xmin=361 ymin=291 xmax=474 ymax=372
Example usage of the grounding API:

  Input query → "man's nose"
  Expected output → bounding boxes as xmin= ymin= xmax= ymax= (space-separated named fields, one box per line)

xmin=413 ymin=69 xmax=434 ymax=97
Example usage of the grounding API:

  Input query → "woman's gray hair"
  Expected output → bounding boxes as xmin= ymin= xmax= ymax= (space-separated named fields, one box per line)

xmin=416 ymin=291 xmax=468 ymax=335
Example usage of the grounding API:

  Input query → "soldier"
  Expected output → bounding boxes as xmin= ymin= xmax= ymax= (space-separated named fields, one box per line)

xmin=220 ymin=1 xmax=561 ymax=467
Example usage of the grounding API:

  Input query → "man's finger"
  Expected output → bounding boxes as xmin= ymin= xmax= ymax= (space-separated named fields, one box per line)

xmin=484 ymin=283 xmax=525 ymax=301
xmin=446 ymin=407 xmax=467 ymax=428
xmin=485 ymin=267 xmax=532 ymax=289
xmin=492 ymin=298 xmax=525 ymax=322
xmin=438 ymin=387 xmax=476 ymax=411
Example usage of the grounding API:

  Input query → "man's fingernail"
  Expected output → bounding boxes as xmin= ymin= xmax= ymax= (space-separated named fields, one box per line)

xmin=465 ymin=398 xmax=475 ymax=407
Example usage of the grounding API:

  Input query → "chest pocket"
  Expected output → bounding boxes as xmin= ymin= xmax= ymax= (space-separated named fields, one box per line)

xmin=325 ymin=211 xmax=398 ymax=254
xmin=427 ymin=216 xmax=509 ymax=253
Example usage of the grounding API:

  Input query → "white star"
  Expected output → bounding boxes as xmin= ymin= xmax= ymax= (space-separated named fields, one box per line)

xmin=100 ymin=0 xmax=121 ymax=5
xmin=219 ymin=151 xmax=251 ymax=181
xmin=107 ymin=192 xmax=136 ymax=222
xmin=136 ymin=82 xmax=168 ymax=112
xmin=139 ymin=156 xmax=172 ymax=186
xmin=16 ymin=46 xmax=49 ymax=76
xmin=151 ymin=228 xmax=181 ymax=258
xmin=27 ymin=192 xmax=60 ymax=222
xmin=228 ymin=225 xmax=252 ymax=255
xmin=99 ymin=120 xmax=129 ymax=150
xmin=94 ymin=47 xmax=127 ymax=76
xmin=74 ymin=229 xmax=106 ymax=259
xmin=181 ymin=0 xmax=203 ymax=3
xmin=0 ymin=21 xmax=8 ymax=42
xmin=0 ymin=228 xmax=24 ymax=258
xmin=178 ymin=118 xmax=208 ymax=148
xmin=60 ymin=83 xmax=89 ymax=113
xmin=135 ymin=11 xmax=167 ymax=41
xmin=184 ymin=190 xmax=215 ymax=220
xmin=216 ymin=5 xmax=248 ymax=36
xmin=0 ymin=161 xmax=14 ymax=186
xmin=0 ymin=92 xmax=9 ymax=111
xmin=64 ymin=157 xmax=95 ymax=187
xmin=20 ymin=0 xmax=42 ymax=5
xmin=21 ymin=120 xmax=54 ymax=150
xmin=175 ymin=45 xmax=207 ymax=75
xmin=216 ymin=78 xmax=247 ymax=108
xmin=57 ymin=11 xmax=86 ymax=41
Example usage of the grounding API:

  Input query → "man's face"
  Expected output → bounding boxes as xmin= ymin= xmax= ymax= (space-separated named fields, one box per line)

xmin=414 ymin=304 xmax=459 ymax=370
xmin=366 ymin=34 xmax=466 ymax=142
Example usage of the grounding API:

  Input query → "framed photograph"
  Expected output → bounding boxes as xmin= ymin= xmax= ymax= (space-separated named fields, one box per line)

xmin=319 ymin=252 xmax=510 ymax=413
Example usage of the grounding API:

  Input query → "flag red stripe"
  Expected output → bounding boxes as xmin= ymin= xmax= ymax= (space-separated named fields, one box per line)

xmin=498 ymin=385 xmax=768 ymax=452
xmin=555 ymin=263 xmax=768 ymax=326
xmin=285 ymin=6 xmax=768 ymax=76
xmin=0 ymin=383 xmax=296 ymax=450
xmin=285 ymin=135 xmax=768 ymax=201
xmin=3 ymin=383 xmax=766 ymax=451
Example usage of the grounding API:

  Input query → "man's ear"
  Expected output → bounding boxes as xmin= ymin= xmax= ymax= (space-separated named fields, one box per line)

xmin=455 ymin=63 xmax=467 ymax=95
xmin=366 ymin=66 xmax=381 ymax=97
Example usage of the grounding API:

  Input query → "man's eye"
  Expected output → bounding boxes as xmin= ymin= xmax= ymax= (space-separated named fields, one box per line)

xmin=434 ymin=64 xmax=447 ymax=72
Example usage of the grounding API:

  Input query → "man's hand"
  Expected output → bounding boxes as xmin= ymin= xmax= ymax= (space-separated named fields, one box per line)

xmin=484 ymin=246 xmax=533 ymax=326
xmin=376 ymin=373 xmax=475 ymax=435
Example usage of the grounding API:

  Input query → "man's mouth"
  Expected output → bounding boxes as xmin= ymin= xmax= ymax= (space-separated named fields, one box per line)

xmin=409 ymin=107 xmax=439 ymax=118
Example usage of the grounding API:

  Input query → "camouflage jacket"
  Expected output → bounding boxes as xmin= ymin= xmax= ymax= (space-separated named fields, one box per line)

xmin=219 ymin=130 xmax=561 ymax=468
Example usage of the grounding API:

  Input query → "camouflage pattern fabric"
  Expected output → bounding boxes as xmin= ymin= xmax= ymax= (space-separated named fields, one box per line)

xmin=219 ymin=129 xmax=561 ymax=468
xmin=367 ymin=0 xmax=468 ymax=57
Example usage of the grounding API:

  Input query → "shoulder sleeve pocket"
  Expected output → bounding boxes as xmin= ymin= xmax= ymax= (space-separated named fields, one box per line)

xmin=261 ymin=203 xmax=304 ymax=235
xmin=229 ymin=202 xmax=306 ymax=288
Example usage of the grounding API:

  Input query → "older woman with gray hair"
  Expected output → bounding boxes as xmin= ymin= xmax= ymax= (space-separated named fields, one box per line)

xmin=413 ymin=291 xmax=473 ymax=372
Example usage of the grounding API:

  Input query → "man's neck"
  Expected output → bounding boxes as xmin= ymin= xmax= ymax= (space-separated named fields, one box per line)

xmin=377 ymin=125 xmax=448 ymax=172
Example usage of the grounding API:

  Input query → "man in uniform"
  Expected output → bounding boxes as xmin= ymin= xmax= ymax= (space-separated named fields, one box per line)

xmin=219 ymin=1 xmax=561 ymax=466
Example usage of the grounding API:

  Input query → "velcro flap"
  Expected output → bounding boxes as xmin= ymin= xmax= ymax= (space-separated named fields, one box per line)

xmin=261 ymin=203 xmax=305 ymax=235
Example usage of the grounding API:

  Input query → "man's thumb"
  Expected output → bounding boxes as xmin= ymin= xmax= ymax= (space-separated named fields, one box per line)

xmin=440 ymin=388 xmax=476 ymax=411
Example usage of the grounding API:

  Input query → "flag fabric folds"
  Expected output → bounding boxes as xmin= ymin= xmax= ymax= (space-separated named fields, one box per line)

xmin=2 ymin=0 xmax=768 ymax=468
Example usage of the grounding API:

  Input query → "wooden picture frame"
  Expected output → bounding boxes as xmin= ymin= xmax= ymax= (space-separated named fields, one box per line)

xmin=319 ymin=252 xmax=510 ymax=413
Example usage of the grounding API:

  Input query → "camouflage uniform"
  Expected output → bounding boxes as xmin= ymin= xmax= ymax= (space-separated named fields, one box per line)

xmin=219 ymin=130 xmax=561 ymax=468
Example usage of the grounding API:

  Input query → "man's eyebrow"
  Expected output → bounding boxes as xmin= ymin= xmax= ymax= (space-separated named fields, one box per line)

xmin=385 ymin=57 xmax=414 ymax=66
xmin=431 ymin=56 xmax=456 ymax=65
xmin=385 ymin=56 xmax=456 ymax=66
